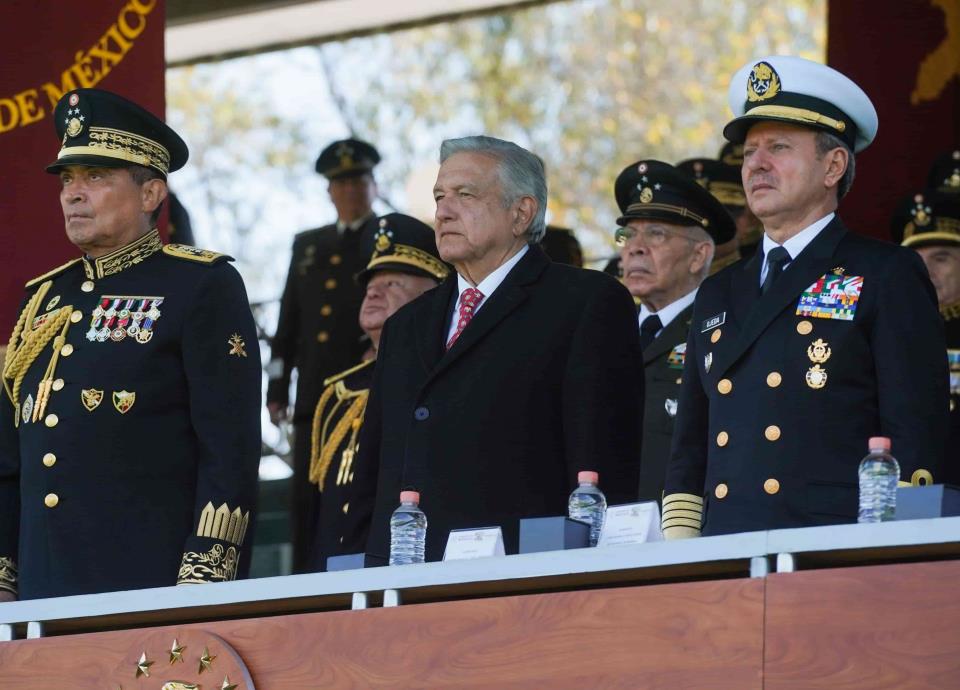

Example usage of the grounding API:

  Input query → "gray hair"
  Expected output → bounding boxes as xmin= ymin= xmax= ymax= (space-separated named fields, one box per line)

xmin=439 ymin=135 xmax=548 ymax=243
xmin=814 ymin=131 xmax=856 ymax=200
xmin=683 ymin=225 xmax=716 ymax=281
xmin=128 ymin=164 xmax=166 ymax=226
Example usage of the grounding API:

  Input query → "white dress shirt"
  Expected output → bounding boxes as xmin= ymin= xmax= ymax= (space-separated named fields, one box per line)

xmin=759 ymin=212 xmax=835 ymax=286
xmin=445 ymin=244 xmax=529 ymax=344
xmin=637 ymin=288 xmax=698 ymax=339
xmin=336 ymin=212 xmax=374 ymax=235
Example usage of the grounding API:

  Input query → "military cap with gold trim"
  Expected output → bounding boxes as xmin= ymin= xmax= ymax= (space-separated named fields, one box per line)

xmin=718 ymin=141 xmax=744 ymax=168
xmin=357 ymin=213 xmax=449 ymax=284
xmin=724 ymin=55 xmax=878 ymax=153
xmin=46 ymin=89 xmax=188 ymax=177
xmin=927 ymin=150 xmax=960 ymax=195
xmin=316 ymin=138 xmax=381 ymax=179
xmin=614 ymin=160 xmax=736 ymax=245
xmin=891 ymin=190 xmax=960 ymax=249
xmin=676 ymin=157 xmax=746 ymax=210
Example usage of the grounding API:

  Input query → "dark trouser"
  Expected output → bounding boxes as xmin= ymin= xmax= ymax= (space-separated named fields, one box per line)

xmin=291 ymin=420 xmax=319 ymax=574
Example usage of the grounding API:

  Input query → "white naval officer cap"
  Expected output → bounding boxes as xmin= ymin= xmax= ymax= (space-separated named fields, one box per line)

xmin=723 ymin=55 xmax=878 ymax=153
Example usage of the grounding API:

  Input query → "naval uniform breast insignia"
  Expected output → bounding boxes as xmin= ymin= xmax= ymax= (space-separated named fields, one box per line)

xmin=667 ymin=343 xmax=687 ymax=369
xmin=112 ymin=390 xmax=136 ymax=414
xmin=806 ymin=365 xmax=828 ymax=389
xmin=81 ymin=388 xmax=104 ymax=411
xmin=797 ymin=273 xmax=863 ymax=321
xmin=807 ymin=338 xmax=832 ymax=364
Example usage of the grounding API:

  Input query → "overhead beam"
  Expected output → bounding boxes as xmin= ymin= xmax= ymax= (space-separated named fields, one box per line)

xmin=166 ymin=0 xmax=557 ymax=67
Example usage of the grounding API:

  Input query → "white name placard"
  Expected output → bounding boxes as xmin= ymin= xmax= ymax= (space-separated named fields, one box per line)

xmin=597 ymin=501 xmax=662 ymax=548
xmin=442 ymin=527 xmax=505 ymax=561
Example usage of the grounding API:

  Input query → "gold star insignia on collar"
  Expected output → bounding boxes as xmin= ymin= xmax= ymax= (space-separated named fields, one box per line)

xmin=198 ymin=646 xmax=217 ymax=674
xmin=228 ymin=334 xmax=247 ymax=358
xmin=169 ymin=638 xmax=186 ymax=664
xmin=136 ymin=651 xmax=154 ymax=678
xmin=221 ymin=676 xmax=239 ymax=690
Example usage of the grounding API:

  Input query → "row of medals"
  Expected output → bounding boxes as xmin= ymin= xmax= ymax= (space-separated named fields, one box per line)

xmin=86 ymin=297 xmax=162 ymax=344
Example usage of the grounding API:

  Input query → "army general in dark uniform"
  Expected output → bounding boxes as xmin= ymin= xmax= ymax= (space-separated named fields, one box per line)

xmin=266 ymin=139 xmax=381 ymax=572
xmin=0 ymin=89 xmax=261 ymax=600
xmin=662 ymin=57 xmax=947 ymax=539
xmin=307 ymin=214 xmax=448 ymax=570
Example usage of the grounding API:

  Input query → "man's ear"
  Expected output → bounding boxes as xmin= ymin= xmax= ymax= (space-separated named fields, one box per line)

xmin=689 ymin=241 xmax=711 ymax=275
xmin=514 ymin=196 xmax=537 ymax=237
xmin=823 ymin=146 xmax=848 ymax=190
xmin=141 ymin=178 xmax=168 ymax=215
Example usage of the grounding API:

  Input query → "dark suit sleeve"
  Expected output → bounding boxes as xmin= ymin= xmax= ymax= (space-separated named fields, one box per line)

xmin=561 ymin=277 xmax=643 ymax=505
xmin=177 ymin=264 xmax=262 ymax=584
xmin=662 ymin=314 xmax=708 ymax=538
xmin=343 ymin=321 xmax=388 ymax=558
xmin=267 ymin=240 xmax=299 ymax=406
xmin=873 ymin=250 xmax=948 ymax=481
xmin=0 ymin=380 xmax=20 ymax=596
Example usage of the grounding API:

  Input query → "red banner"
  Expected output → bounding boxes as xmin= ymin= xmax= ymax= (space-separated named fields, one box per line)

xmin=0 ymin=0 xmax=166 ymax=333
xmin=828 ymin=0 xmax=960 ymax=239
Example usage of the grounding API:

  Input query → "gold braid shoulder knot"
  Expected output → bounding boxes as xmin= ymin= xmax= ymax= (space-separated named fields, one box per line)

xmin=309 ymin=384 xmax=369 ymax=491
xmin=2 ymin=281 xmax=74 ymax=424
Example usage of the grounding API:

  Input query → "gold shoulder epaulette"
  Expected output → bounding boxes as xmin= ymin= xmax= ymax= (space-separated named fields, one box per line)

xmin=163 ymin=244 xmax=231 ymax=264
xmin=24 ymin=258 xmax=82 ymax=288
xmin=323 ymin=359 xmax=374 ymax=387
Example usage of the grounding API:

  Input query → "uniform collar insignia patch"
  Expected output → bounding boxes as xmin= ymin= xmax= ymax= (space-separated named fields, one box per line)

xmin=704 ymin=352 xmax=713 ymax=373
xmin=87 ymin=296 xmax=163 ymax=344
xmin=113 ymin=390 xmax=136 ymax=414
xmin=796 ymin=273 xmax=864 ymax=321
xmin=667 ymin=343 xmax=687 ymax=369
xmin=82 ymin=388 xmax=104 ymax=411
xmin=701 ymin=312 xmax=726 ymax=332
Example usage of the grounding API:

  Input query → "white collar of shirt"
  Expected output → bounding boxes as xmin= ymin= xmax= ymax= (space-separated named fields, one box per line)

xmin=447 ymin=244 xmax=529 ymax=342
xmin=759 ymin=212 xmax=835 ymax=285
xmin=637 ymin=288 xmax=698 ymax=335
xmin=336 ymin=212 xmax=374 ymax=234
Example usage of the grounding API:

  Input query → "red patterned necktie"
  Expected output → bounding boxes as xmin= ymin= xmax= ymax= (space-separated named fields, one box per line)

xmin=446 ymin=287 xmax=484 ymax=350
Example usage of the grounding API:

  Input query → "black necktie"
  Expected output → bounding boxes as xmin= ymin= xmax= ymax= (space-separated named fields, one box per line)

xmin=760 ymin=246 xmax=791 ymax=296
xmin=639 ymin=314 xmax=663 ymax=351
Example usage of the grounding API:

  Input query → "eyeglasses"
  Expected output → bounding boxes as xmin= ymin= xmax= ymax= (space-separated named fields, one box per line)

xmin=615 ymin=224 xmax=692 ymax=247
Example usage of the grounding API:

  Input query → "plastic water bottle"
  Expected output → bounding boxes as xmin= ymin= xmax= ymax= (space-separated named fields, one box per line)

xmin=858 ymin=437 xmax=900 ymax=523
xmin=389 ymin=490 xmax=427 ymax=565
xmin=568 ymin=471 xmax=607 ymax=547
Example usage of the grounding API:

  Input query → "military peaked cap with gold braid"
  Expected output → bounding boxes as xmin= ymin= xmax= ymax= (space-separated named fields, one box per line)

xmin=891 ymin=190 xmax=960 ymax=249
xmin=614 ymin=160 xmax=736 ymax=244
xmin=927 ymin=150 xmax=960 ymax=195
xmin=315 ymin=138 xmax=380 ymax=180
xmin=676 ymin=157 xmax=746 ymax=210
xmin=46 ymin=89 xmax=188 ymax=177
xmin=357 ymin=213 xmax=450 ymax=284
xmin=724 ymin=55 xmax=878 ymax=153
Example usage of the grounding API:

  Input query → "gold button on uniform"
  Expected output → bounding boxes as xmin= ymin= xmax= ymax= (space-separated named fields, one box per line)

xmin=330 ymin=254 xmax=342 ymax=265
xmin=45 ymin=414 xmax=58 ymax=428
xmin=710 ymin=329 xmax=722 ymax=344
xmin=796 ymin=320 xmax=813 ymax=335
xmin=60 ymin=344 xmax=74 ymax=356
xmin=717 ymin=379 xmax=732 ymax=395
xmin=764 ymin=478 xmax=781 ymax=495
xmin=44 ymin=493 xmax=59 ymax=508
xmin=766 ymin=372 xmax=782 ymax=388
xmin=70 ymin=309 xmax=83 ymax=323
xmin=675 ymin=377 xmax=682 ymax=385
xmin=317 ymin=331 xmax=330 ymax=343
xmin=716 ymin=431 xmax=729 ymax=447
xmin=81 ymin=280 xmax=95 ymax=293
xmin=715 ymin=483 xmax=729 ymax=499
xmin=765 ymin=425 xmax=781 ymax=441
xmin=320 ymin=305 xmax=333 ymax=317
xmin=42 ymin=453 xmax=57 ymax=467
xmin=52 ymin=378 xmax=65 ymax=391
xmin=325 ymin=278 xmax=337 ymax=290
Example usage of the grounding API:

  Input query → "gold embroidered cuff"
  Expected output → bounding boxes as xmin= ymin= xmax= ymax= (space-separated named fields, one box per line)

xmin=663 ymin=524 xmax=701 ymax=540
xmin=0 ymin=556 xmax=17 ymax=595
xmin=197 ymin=502 xmax=250 ymax=547
xmin=177 ymin=544 xmax=238 ymax=585
xmin=662 ymin=492 xmax=704 ymax=536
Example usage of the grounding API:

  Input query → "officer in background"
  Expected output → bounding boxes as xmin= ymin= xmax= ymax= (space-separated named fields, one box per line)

xmin=927 ymin=149 xmax=960 ymax=195
xmin=892 ymin=191 xmax=960 ymax=483
xmin=267 ymin=138 xmax=380 ymax=572
xmin=308 ymin=214 xmax=448 ymax=570
xmin=540 ymin=225 xmax=584 ymax=267
xmin=0 ymin=89 xmax=261 ymax=600
xmin=718 ymin=142 xmax=764 ymax=256
xmin=662 ymin=56 xmax=947 ymax=539
xmin=614 ymin=160 xmax=735 ymax=502
xmin=676 ymin=157 xmax=743 ymax=274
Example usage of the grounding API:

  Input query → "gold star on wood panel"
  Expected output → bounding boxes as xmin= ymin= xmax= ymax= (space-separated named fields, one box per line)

xmin=169 ymin=638 xmax=186 ymax=664
xmin=198 ymin=646 xmax=217 ymax=674
xmin=221 ymin=675 xmax=239 ymax=690
xmin=135 ymin=651 xmax=154 ymax=678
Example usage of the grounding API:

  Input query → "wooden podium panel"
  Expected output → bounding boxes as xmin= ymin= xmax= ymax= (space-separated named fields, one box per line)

xmin=0 ymin=578 xmax=764 ymax=689
xmin=765 ymin=560 xmax=960 ymax=689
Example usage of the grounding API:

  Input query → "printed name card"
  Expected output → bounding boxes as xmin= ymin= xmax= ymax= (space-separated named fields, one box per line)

xmin=598 ymin=502 xmax=662 ymax=548
xmin=443 ymin=527 xmax=505 ymax=561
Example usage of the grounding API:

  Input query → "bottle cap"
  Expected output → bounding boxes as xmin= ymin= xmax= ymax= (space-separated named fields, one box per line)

xmin=577 ymin=470 xmax=599 ymax=484
xmin=868 ymin=436 xmax=891 ymax=451
xmin=399 ymin=490 xmax=420 ymax=504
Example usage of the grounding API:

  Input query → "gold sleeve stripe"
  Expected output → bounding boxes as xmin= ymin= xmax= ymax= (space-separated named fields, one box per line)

xmin=662 ymin=517 xmax=703 ymax=529
xmin=663 ymin=492 xmax=704 ymax=507
xmin=662 ymin=525 xmax=701 ymax=540
xmin=662 ymin=509 xmax=703 ymax=522
xmin=197 ymin=502 xmax=250 ymax=546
